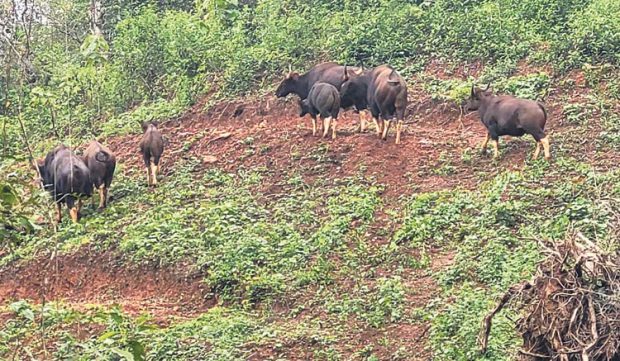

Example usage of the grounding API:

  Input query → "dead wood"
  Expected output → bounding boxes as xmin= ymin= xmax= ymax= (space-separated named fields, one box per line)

xmin=480 ymin=231 xmax=620 ymax=361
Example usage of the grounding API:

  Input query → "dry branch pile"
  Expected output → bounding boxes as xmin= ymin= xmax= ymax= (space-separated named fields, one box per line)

xmin=479 ymin=232 xmax=620 ymax=361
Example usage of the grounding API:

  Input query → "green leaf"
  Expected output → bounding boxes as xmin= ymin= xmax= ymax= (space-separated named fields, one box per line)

xmin=98 ymin=330 xmax=118 ymax=341
xmin=111 ymin=348 xmax=135 ymax=361
xmin=0 ymin=184 xmax=18 ymax=207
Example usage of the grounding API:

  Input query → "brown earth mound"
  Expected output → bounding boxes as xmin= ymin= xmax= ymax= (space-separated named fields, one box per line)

xmin=0 ymin=248 xmax=213 ymax=320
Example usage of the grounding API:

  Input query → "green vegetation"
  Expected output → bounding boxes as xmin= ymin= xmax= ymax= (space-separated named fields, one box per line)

xmin=2 ymin=0 xmax=620 ymax=154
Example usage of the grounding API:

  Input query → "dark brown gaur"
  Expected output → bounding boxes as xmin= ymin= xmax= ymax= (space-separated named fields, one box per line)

xmin=139 ymin=121 xmax=164 ymax=186
xmin=298 ymin=82 xmax=341 ymax=139
xmin=36 ymin=144 xmax=93 ymax=223
xmin=465 ymin=85 xmax=550 ymax=160
xmin=83 ymin=140 xmax=116 ymax=210
xmin=276 ymin=62 xmax=369 ymax=132
xmin=339 ymin=65 xmax=408 ymax=144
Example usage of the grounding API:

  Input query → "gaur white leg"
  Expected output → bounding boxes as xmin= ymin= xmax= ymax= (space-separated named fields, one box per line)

xmin=69 ymin=206 xmax=79 ymax=223
xmin=382 ymin=120 xmax=392 ymax=140
xmin=541 ymin=136 xmax=551 ymax=160
xmin=492 ymin=139 xmax=500 ymax=159
xmin=323 ymin=116 xmax=332 ymax=138
xmin=150 ymin=161 xmax=158 ymax=186
xmin=481 ymin=133 xmax=490 ymax=154
xmin=312 ymin=117 xmax=317 ymax=136
xmin=358 ymin=112 xmax=367 ymax=133
xmin=395 ymin=120 xmax=403 ymax=144
xmin=533 ymin=142 xmax=541 ymax=160
xmin=373 ymin=117 xmax=382 ymax=136
xmin=332 ymin=118 xmax=337 ymax=140
xmin=146 ymin=166 xmax=151 ymax=186
xmin=56 ymin=203 xmax=62 ymax=224
xmin=98 ymin=185 xmax=106 ymax=209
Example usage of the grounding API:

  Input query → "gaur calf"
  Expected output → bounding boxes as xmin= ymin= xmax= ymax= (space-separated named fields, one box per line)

xmin=83 ymin=140 xmax=116 ymax=209
xmin=276 ymin=62 xmax=369 ymax=132
xmin=139 ymin=121 xmax=164 ymax=186
xmin=298 ymin=82 xmax=341 ymax=139
xmin=340 ymin=65 xmax=408 ymax=144
xmin=36 ymin=145 xmax=93 ymax=223
xmin=465 ymin=85 xmax=550 ymax=160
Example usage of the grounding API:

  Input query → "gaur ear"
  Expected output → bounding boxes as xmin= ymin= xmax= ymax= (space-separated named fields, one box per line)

xmin=141 ymin=122 xmax=149 ymax=131
xmin=152 ymin=121 xmax=159 ymax=127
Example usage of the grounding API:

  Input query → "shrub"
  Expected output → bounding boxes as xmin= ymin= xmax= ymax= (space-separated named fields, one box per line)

xmin=556 ymin=0 xmax=620 ymax=68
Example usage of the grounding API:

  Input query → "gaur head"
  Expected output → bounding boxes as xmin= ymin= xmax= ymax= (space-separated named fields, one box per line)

xmin=275 ymin=71 xmax=300 ymax=98
xmin=33 ymin=158 xmax=46 ymax=187
xmin=141 ymin=121 xmax=159 ymax=132
xmin=298 ymin=99 xmax=311 ymax=117
xmin=340 ymin=65 xmax=367 ymax=109
xmin=465 ymin=84 xmax=492 ymax=111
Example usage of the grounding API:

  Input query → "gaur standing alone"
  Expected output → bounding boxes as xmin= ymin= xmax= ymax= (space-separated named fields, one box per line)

xmin=465 ymin=85 xmax=550 ymax=160
xmin=139 ymin=121 xmax=164 ymax=186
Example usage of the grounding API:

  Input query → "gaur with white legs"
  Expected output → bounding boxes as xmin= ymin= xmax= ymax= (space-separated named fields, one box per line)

xmin=139 ymin=121 xmax=164 ymax=186
xmin=339 ymin=65 xmax=408 ymax=144
xmin=83 ymin=140 xmax=116 ymax=210
xmin=275 ymin=62 xmax=369 ymax=133
xmin=465 ymin=85 xmax=550 ymax=160
xmin=298 ymin=82 xmax=341 ymax=139
xmin=36 ymin=145 xmax=93 ymax=223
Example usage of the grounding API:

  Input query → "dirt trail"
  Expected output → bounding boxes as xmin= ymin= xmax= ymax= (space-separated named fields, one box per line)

xmin=0 ymin=248 xmax=213 ymax=321
xmin=108 ymin=93 xmax=537 ymax=200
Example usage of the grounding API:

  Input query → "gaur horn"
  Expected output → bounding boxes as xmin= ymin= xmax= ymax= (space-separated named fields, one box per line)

xmin=471 ymin=84 xmax=475 ymax=97
xmin=343 ymin=65 xmax=349 ymax=81
xmin=484 ymin=83 xmax=491 ymax=91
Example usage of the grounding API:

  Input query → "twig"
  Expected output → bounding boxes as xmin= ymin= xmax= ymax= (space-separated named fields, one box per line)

xmin=479 ymin=282 xmax=529 ymax=353
xmin=518 ymin=349 xmax=552 ymax=359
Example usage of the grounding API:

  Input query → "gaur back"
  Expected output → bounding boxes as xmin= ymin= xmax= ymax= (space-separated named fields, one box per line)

xmin=298 ymin=82 xmax=340 ymax=139
xmin=83 ymin=140 xmax=116 ymax=209
xmin=37 ymin=144 xmax=92 ymax=223
xmin=340 ymin=65 xmax=408 ymax=143
xmin=465 ymin=86 xmax=550 ymax=160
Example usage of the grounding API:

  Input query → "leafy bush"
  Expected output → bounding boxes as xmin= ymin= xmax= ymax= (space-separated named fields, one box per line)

xmin=555 ymin=0 xmax=620 ymax=68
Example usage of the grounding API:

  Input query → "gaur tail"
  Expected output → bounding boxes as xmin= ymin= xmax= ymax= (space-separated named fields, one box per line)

xmin=95 ymin=151 xmax=109 ymax=162
xmin=537 ymin=102 xmax=548 ymax=121
xmin=387 ymin=69 xmax=400 ymax=85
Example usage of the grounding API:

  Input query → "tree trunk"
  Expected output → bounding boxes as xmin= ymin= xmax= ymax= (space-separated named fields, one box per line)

xmin=89 ymin=0 xmax=103 ymax=36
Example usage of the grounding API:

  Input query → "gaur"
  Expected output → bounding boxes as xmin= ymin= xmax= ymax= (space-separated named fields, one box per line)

xmin=339 ymin=65 xmax=408 ymax=144
xmin=139 ymin=121 xmax=164 ymax=186
xmin=36 ymin=144 xmax=93 ymax=223
xmin=298 ymin=82 xmax=341 ymax=139
xmin=83 ymin=140 xmax=116 ymax=209
xmin=465 ymin=85 xmax=550 ymax=160
xmin=276 ymin=62 xmax=369 ymax=132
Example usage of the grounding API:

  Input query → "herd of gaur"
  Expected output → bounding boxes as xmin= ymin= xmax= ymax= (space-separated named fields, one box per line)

xmin=35 ymin=62 xmax=550 ymax=223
